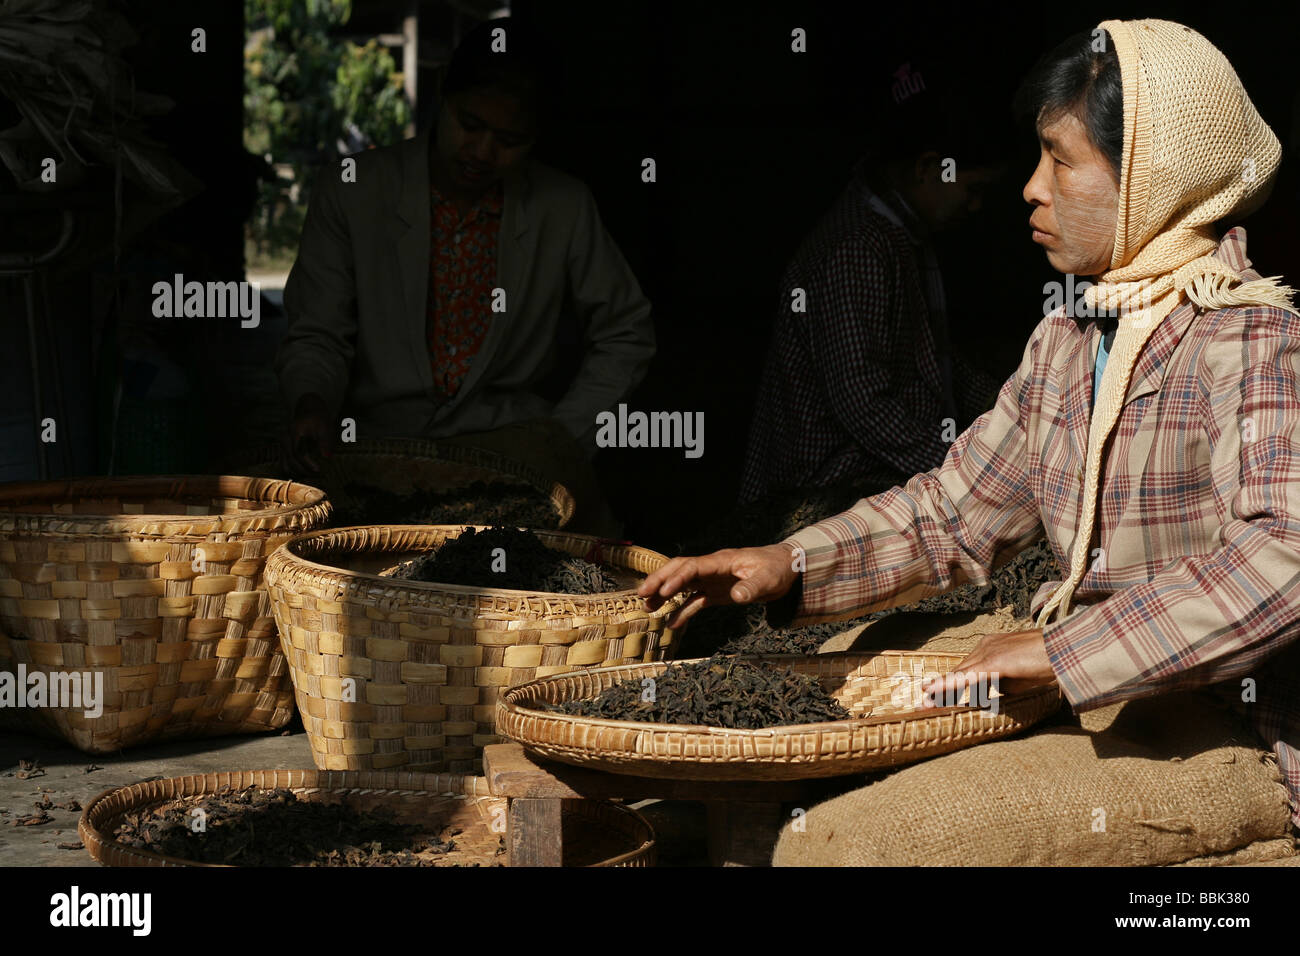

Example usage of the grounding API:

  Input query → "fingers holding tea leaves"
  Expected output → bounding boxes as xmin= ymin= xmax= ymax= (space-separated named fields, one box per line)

xmin=641 ymin=547 xmax=790 ymax=610
xmin=640 ymin=556 xmax=706 ymax=611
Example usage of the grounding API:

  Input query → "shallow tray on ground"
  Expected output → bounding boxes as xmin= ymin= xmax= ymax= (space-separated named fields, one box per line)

xmin=497 ymin=651 xmax=1064 ymax=781
xmin=78 ymin=769 xmax=654 ymax=867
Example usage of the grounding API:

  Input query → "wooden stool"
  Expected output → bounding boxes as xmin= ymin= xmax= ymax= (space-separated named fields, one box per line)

xmin=483 ymin=743 xmax=854 ymax=866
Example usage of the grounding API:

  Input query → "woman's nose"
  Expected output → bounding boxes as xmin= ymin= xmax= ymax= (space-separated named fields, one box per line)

xmin=1023 ymin=157 xmax=1050 ymax=207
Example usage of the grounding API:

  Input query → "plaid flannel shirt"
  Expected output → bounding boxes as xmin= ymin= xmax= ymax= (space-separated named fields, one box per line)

xmin=780 ymin=227 xmax=1300 ymax=826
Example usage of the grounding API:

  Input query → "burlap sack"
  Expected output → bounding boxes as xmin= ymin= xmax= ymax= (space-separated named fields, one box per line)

xmin=1173 ymin=837 xmax=1296 ymax=866
xmin=1229 ymin=854 xmax=1300 ymax=867
xmin=773 ymin=688 xmax=1293 ymax=866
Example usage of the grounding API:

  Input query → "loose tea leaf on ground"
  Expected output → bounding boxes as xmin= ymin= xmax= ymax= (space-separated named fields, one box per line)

xmin=390 ymin=526 xmax=624 ymax=594
xmin=547 ymin=655 xmax=851 ymax=728
xmin=339 ymin=480 xmax=559 ymax=529
xmin=111 ymin=787 xmax=505 ymax=867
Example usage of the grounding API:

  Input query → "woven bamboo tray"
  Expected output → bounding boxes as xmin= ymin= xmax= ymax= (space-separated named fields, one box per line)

xmin=78 ymin=769 xmax=654 ymax=867
xmin=263 ymin=525 xmax=687 ymax=774
xmin=497 ymin=651 xmax=1065 ymax=780
xmin=0 ymin=476 xmax=331 ymax=752
xmin=231 ymin=437 xmax=575 ymax=529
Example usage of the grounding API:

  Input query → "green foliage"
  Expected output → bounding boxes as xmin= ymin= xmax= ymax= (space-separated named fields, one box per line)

xmin=243 ymin=0 xmax=410 ymax=266
xmin=335 ymin=40 xmax=411 ymax=149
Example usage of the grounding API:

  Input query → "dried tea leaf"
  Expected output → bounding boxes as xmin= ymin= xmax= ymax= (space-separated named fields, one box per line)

xmin=341 ymin=479 xmax=559 ymax=529
xmin=110 ymin=787 xmax=501 ymax=867
xmin=549 ymin=655 xmax=850 ymax=729
xmin=392 ymin=526 xmax=622 ymax=594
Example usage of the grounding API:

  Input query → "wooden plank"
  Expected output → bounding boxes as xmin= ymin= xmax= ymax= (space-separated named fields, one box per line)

xmin=483 ymin=743 xmax=845 ymax=803
xmin=508 ymin=798 xmax=564 ymax=867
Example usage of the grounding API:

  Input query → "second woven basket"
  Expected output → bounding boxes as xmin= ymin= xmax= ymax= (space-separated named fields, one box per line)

xmin=264 ymin=525 xmax=686 ymax=773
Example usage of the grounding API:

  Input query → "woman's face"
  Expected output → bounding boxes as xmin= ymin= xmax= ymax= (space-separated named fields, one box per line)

xmin=1023 ymin=110 xmax=1120 ymax=278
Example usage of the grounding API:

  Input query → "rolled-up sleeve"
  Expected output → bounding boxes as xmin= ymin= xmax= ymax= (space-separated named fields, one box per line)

xmin=777 ymin=317 xmax=1049 ymax=626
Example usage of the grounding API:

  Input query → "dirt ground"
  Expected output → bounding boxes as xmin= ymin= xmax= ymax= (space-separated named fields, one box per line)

xmin=0 ymin=722 xmax=314 ymax=866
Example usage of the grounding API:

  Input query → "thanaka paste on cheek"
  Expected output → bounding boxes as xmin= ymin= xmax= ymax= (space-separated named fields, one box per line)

xmin=1050 ymin=164 xmax=1120 ymax=277
xmin=1031 ymin=113 xmax=1121 ymax=278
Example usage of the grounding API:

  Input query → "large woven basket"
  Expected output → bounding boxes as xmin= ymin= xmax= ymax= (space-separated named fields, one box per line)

xmin=263 ymin=525 xmax=687 ymax=773
xmin=0 ymin=476 xmax=331 ymax=751
xmin=231 ymin=437 xmax=575 ymax=529
xmin=497 ymin=651 xmax=1065 ymax=780
xmin=78 ymin=769 xmax=654 ymax=867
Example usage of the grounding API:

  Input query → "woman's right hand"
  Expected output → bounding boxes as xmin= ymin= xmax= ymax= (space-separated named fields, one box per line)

xmin=637 ymin=543 xmax=801 ymax=630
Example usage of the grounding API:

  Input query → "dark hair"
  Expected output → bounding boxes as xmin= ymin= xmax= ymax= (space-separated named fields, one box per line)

xmin=861 ymin=57 xmax=1016 ymax=174
xmin=441 ymin=17 xmax=551 ymax=117
xmin=1014 ymin=29 xmax=1124 ymax=181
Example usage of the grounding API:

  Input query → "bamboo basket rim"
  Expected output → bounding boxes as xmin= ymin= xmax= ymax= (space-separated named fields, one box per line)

xmin=228 ymin=436 xmax=577 ymax=529
xmin=0 ymin=475 xmax=329 ymax=538
xmin=496 ymin=651 xmax=1065 ymax=780
xmin=501 ymin=651 xmax=1045 ymax=734
xmin=77 ymin=768 xmax=653 ymax=867
xmin=266 ymin=523 xmax=681 ymax=610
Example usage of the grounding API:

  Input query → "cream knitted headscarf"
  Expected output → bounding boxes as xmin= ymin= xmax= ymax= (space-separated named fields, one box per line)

xmin=1035 ymin=18 xmax=1298 ymax=627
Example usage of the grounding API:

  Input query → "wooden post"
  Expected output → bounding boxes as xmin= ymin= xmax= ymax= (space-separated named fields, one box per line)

xmin=484 ymin=744 xmax=844 ymax=867
xmin=507 ymin=797 xmax=564 ymax=866
xmin=402 ymin=2 xmax=418 ymax=138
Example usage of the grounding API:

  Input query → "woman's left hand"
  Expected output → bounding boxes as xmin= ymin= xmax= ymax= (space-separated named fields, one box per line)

xmin=921 ymin=628 xmax=1058 ymax=704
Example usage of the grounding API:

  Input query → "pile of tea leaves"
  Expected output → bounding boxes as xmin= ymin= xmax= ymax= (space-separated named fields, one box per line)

xmin=339 ymin=479 xmax=558 ymax=529
xmin=545 ymin=655 xmax=851 ymax=728
xmin=390 ymin=526 xmax=623 ymax=594
xmin=690 ymin=604 xmax=889 ymax=657
xmin=111 ymin=787 xmax=504 ymax=867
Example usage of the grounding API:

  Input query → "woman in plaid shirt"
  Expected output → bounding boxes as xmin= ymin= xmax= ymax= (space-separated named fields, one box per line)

xmin=642 ymin=20 xmax=1300 ymax=833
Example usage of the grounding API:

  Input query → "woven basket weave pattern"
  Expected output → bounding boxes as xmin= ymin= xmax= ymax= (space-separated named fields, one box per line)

xmin=77 ymin=769 xmax=655 ymax=867
xmin=0 ymin=476 xmax=331 ymax=752
xmin=498 ymin=652 xmax=1065 ymax=780
xmin=264 ymin=525 xmax=685 ymax=774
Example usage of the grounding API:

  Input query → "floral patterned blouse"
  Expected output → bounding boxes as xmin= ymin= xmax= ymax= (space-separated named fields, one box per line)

xmin=425 ymin=179 xmax=505 ymax=401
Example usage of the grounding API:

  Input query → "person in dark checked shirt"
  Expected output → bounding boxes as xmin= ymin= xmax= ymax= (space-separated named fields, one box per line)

xmin=740 ymin=66 xmax=1009 ymax=505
